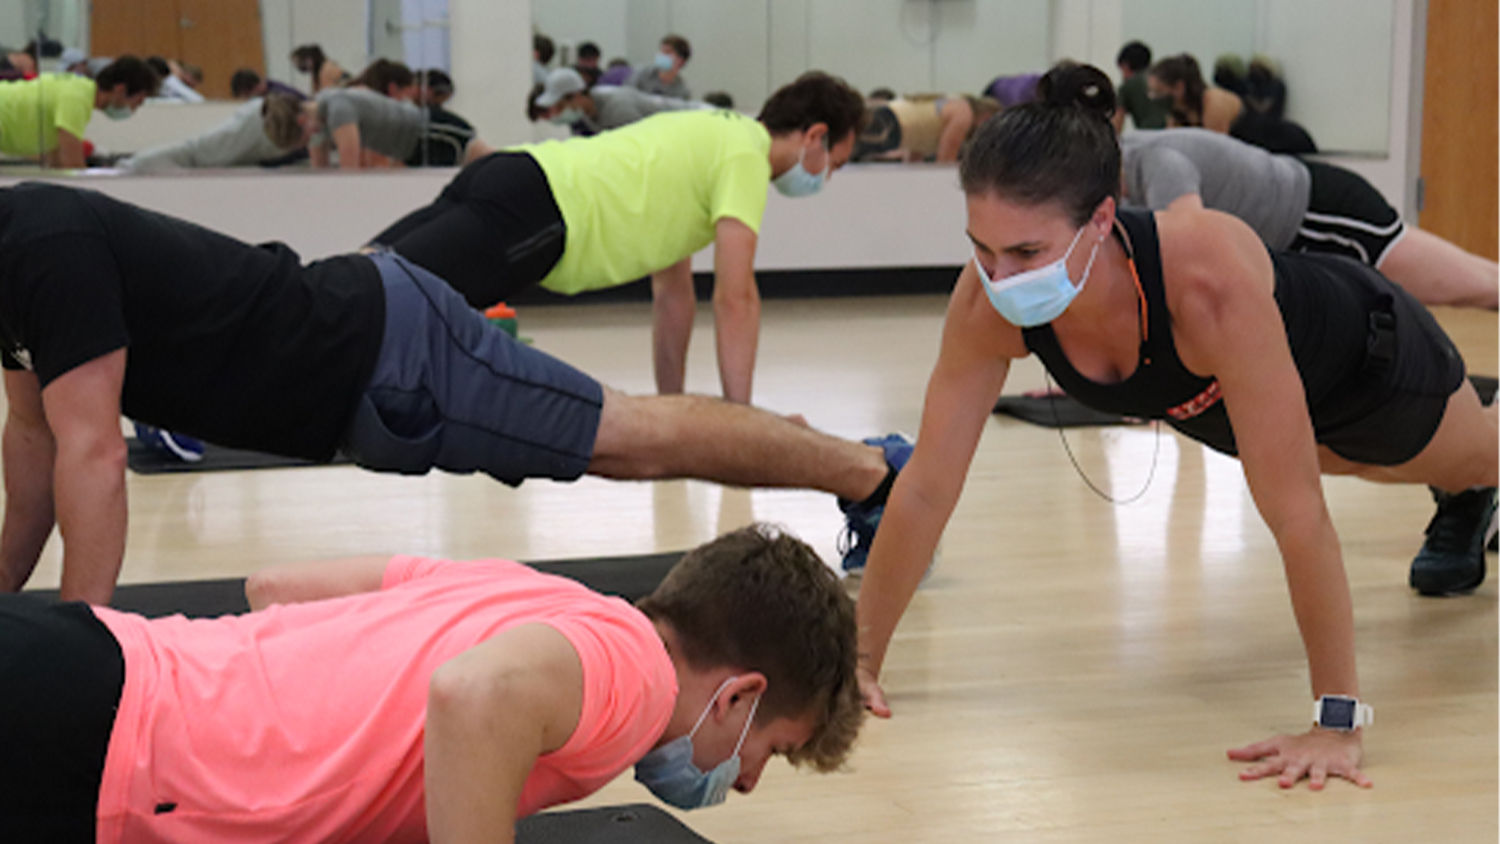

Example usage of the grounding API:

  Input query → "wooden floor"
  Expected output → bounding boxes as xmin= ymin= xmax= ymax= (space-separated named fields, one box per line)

xmin=14 ymin=296 xmax=1498 ymax=843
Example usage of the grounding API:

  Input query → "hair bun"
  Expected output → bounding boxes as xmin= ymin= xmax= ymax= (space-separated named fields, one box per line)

xmin=1036 ymin=61 xmax=1117 ymax=125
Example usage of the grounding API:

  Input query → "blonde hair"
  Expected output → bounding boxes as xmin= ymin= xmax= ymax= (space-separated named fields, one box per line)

xmin=260 ymin=94 xmax=307 ymax=150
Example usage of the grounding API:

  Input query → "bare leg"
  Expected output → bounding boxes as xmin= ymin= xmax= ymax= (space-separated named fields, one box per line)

xmin=1376 ymin=227 xmax=1499 ymax=310
xmin=588 ymin=388 xmax=890 ymax=501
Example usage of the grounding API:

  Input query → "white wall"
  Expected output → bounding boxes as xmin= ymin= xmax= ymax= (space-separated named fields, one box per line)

xmin=0 ymin=163 xmax=969 ymax=272
xmin=532 ymin=0 xmax=629 ymax=66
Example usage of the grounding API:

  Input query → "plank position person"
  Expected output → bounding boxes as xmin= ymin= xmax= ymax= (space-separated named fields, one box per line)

xmin=371 ymin=71 xmax=866 ymax=405
xmin=0 ymin=524 xmax=864 ymax=844
xmin=853 ymin=64 xmax=1496 ymax=789
xmin=1120 ymin=126 xmax=1499 ymax=310
xmin=0 ymin=183 xmax=909 ymax=605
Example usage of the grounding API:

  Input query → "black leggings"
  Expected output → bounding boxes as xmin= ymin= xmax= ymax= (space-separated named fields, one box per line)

xmin=371 ymin=151 xmax=567 ymax=309
xmin=0 ymin=597 xmax=124 ymax=844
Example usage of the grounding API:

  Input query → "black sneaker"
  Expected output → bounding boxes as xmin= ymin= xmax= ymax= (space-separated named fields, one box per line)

xmin=1409 ymin=486 xmax=1497 ymax=596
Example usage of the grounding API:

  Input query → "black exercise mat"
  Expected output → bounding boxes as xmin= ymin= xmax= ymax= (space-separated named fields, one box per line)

xmin=994 ymin=374 xmax=1498 ymax=429
xmin=127 ymin=438 xmax=352 ymax=475
xmin=24 ymin=551 xmax=684 ymax=617
xmin=992 ymin=393 xmax=1144 ymax=428
xmin=517 ymin=804 xmax=713 ymax=844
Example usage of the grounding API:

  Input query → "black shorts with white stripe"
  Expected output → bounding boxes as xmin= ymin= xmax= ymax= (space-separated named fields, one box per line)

xmin=1289 ymin=159 xmax=1406 ymax=267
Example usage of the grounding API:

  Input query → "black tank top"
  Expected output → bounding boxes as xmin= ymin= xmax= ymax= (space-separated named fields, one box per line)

xmin=1023 ymin=208 xmax=1236 ymax=452
xmin=1022 ymin=207 xmax=1461 ymax=459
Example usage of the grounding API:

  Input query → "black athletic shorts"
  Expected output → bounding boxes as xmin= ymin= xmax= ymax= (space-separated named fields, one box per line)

xmin=1275 ymin=252 xmax=1466 ymax=466
xmin=405 ymin=107 xmax=477 ymax=168
xmin=1289 ymin=160 xmax=1406 ymax=267
xmin=0 ymin=597 xmax=124 ymax=844
xmin=371 ymin=151 xmax=566 ymax=309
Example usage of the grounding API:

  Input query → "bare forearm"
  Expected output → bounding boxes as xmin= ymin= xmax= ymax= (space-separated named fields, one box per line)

xmin=1272 ymin=512 xmax=1359 ymax=697
xmin=0 ymin=424 xmax=57 ymax=592
xmin=53 ymin=445 xmax=129 ymax=604
xmin=651 ymin=263 xmax=696 ymax=395
xmin=857 ymin=476 xmax=956 ymax=675
xmin=712 ymin=289 xmax=759 ymax=404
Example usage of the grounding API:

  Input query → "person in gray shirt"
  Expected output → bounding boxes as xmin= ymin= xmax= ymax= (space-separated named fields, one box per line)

xmin=1121 ymin=127 xmax=1496 ymax=310
xmin=629 ymin=34 xmax=691 ymax=100
xmin=120 ymin=98 xmax=301 ymax=173
xmin=533 ymin=68 xmax=707 ymax=135
xmin=305 ymin=87 xmax=488 ymax=169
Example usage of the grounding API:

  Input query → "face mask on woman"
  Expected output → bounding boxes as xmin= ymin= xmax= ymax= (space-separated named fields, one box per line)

xmin=975 ymin=223 xmax=1103 ymax=327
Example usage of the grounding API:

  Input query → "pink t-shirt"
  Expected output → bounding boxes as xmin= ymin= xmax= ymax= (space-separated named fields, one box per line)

xmin=92 ymin=556 xmax=677 ymax=844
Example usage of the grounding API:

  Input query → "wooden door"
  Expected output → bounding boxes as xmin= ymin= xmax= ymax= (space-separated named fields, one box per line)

xmin=90 ymin=0 xmax=264 ymax=100
xmin=1419 ymin=0 xmax=1498 ymax=259
xmin=176 ymin=0 xmax=265 ymax=99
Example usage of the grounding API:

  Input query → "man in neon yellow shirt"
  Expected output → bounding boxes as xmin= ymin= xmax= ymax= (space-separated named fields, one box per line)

xmin=373 ymin=71 xmax=865 ymax=405
xmin=0 ymin=56 xmax=158 ymax=167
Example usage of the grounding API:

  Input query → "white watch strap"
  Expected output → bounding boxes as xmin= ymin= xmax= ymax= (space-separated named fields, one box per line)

xmin=1312 ymin=696 xmax=1374 ymax=729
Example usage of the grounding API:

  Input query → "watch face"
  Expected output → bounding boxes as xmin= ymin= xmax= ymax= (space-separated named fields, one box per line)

xmin=1320 ymin=697 xmax=1357 ymax=730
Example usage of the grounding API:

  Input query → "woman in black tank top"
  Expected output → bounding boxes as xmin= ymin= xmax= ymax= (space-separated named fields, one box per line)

xmin=852 ymin=63 xmax=1497 ymax=792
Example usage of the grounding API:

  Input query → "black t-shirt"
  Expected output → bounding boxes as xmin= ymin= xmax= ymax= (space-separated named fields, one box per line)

xmin=0 ymin=183 xmax=385 ymax=461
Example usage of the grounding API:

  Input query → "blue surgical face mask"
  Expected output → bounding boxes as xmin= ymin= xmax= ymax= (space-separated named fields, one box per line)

xmin=549 ymin=107 xmax=584 ymax=125
xmin=772 ymin=141 xmax=829 ymax=198
xmin=634 ymin=677 xmax=761 ymax=810
xmin=654 ymin=51 xmax=676 ymax=71
xmin=976 ymin=223 xmax=1102 ymax=327
xmin=103 ymin=104 xmax=133 ymax=121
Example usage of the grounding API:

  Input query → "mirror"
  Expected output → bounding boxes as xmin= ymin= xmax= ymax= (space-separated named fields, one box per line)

xmin=3 ymin=0 xmax=1401 ymax=173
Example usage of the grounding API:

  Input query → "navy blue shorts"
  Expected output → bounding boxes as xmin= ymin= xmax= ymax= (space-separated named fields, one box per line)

xmin=341 ymin=252 xmax=604 ymax=485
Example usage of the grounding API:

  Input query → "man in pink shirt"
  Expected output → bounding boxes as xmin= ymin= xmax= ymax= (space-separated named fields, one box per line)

xmin=0 ymin=524 xmax=862 ymax=844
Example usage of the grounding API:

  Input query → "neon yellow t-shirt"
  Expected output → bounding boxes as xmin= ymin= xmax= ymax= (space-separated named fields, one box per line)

xmin=0 ymin=73 xmax=96 ymax=158
xmin=515 ymin=109 xmax=772 ymax=295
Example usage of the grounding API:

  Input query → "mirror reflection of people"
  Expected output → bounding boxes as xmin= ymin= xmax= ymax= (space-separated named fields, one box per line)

xmin=1113 ymin=40 xmax=1168 ymax=131
xmin=853 ymin=94 xmax=1000 ymax=164
xmin=0 ymin=182 xmax=904 ymax=606
xmin=630 ymin=34 xmax=691 ymax=100
xmin=145 ymin=56 xmax=204 ymax=103
xmin=0 ymin=56 xmax=158 ymax=168
xmin=531 ymin=67 xmax=707 ymax=136
xmin=229 ymin=67 xmax=307 ymax=102
xmin=373 ymin=71 xmax=867 ymax=405
xmin=853 ymin=63 xmax=1496 ymax=791
xmin=575 ymin=41 xmax=602 ymax=72
xmin=295 ymin=81 xmax=486 ymax=170
xmin=533 ymin=33 xmax=555 ymax=86
xmin=120 ymin=93 xmax=310 ymax=174
xmin=291 ymin=44 xmax=350 ymax=94
xmin=1148 ymin=53 xmax=1316 ymax=155
xmin=0 ymin=524 xmax=864 ymax=841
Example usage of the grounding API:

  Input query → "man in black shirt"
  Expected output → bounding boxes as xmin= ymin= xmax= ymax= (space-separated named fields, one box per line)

xmin=0 ymin=183 xmax=905 ymax=604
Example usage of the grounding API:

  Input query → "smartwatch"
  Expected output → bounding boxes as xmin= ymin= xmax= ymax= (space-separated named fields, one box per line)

xmin=1312 ymin=695 xmax=1373 ymax=731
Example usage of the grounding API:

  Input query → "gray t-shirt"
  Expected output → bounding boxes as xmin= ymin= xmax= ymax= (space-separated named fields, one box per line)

xmin=314 ymin=88 xmax=422 ymax=162
xmin=628 ymin=66 xmax=690 ymax=100
xmin=1120 ymin=128 xmax=1311 ymax=250
xmin=588 ymin=86 xmax=708 ymax=132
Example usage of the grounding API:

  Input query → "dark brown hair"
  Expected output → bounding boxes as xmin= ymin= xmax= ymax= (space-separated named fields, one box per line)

xmin=636 ymin=524 xmax=862 ymax=772
xmin=352 ymin=58 xmax=414 ymax=97
xmin=95 ymin=56 xmax=160 ymax=97
xmin=758 ymin=71 xmax=867 ymax=147
xmin=661 ymin=34 xmax=692 ymax=63
xmin=960 ymin=61 xmax=1120 ymax=226
xmin=1149 ymin=53 xmax=1207 ymax=126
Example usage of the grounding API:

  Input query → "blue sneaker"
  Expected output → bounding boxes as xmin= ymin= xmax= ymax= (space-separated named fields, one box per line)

xmin=133 ymin=422 xmax=206 ymax=463
xmin=837 ymin=433 xmax=914 ymax=575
